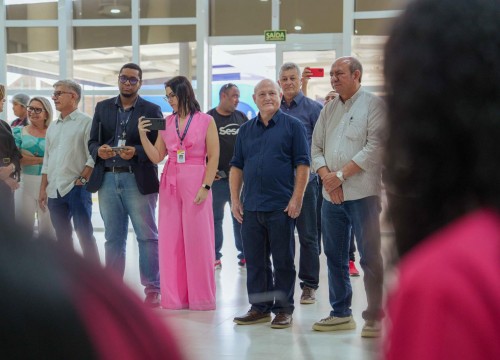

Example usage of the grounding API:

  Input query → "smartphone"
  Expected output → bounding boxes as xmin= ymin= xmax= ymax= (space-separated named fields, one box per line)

xmin=111 ymin=146 xmax=125 ymax=152
xmin=145 ymin=117 xmax=166 ymax=131
xmin=216 ymin=170 xmax=227 ymax=179
xmin=309 ymin=68 xmax=324 ymax=77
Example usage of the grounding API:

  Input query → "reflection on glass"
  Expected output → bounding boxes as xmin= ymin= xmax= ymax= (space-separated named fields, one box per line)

xmin=74 ymin=27 xmax=131 ymax=49
xmin=355 ymin=0 xmax=407 ymax=11
xmin=280 ymin=0 xmax=342 ymax=34
xmin=210 ymin=0 xmax=271 ymax=36
xmin=139 ymin=0 xmax=195 ymax=18
xmin=6 ymin=1 xmax=57 ymax=20
xmin=73 ymin=0 xmax=132 ymax=19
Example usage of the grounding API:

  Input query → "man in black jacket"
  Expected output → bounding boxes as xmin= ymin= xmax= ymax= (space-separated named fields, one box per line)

xmin=88 ymin=63 xmax=162 ymax=307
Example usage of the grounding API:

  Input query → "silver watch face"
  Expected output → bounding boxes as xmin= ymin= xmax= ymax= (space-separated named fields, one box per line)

xmin=336 ymin=171 xmax=344 ymax=181
xmin=80 ymin=177 xmax=87 ymax=184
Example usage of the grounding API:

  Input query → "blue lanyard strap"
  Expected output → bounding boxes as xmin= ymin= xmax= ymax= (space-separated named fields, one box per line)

xmin=175 ymin=113 xmax=194 ymax=145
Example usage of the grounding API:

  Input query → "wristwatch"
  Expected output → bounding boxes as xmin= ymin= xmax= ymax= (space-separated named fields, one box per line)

xmin=78 ymin=176 xmax=88 ymax=185
xmin=201 ymin=183 xmax=211 ymax=190
xmin=336 ymin=170 xmax=346 ymax=182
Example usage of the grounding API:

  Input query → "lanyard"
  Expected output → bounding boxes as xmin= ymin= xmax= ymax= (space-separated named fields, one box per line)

xmin=175 ymin=113 xmax=194 ymax=146
xmin=118 ymin=107 xmax=134 ymax=139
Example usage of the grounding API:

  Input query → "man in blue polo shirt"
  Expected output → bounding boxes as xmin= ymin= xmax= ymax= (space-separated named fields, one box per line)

xmin=230 ymin=79 xmax=310 ymax=329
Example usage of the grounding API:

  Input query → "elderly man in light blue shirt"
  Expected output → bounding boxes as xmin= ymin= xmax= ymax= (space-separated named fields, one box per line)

xmin=311 ymin=57 xmax=386 ymax=338
xmin=39 ymin=80 xmax=99 ymax=263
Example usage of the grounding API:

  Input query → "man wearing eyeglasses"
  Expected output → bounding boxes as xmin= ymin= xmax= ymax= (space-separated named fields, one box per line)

xmin=39 ymin=80 xmax=100 ymax=264
xmin=207 ymin=83 xmax=247 ymax=270
xmin=87 ymin=63 xmax=163 ymax=308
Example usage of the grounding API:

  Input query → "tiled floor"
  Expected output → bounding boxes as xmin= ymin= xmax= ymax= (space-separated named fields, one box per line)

xmin=87 ymin=197 xmax=392 ymax=360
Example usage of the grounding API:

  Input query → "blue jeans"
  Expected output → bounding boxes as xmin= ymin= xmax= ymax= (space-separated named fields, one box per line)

xmin=316 ymin=177 xmax=356 ymax=260
xmin=322 ymin=196 xmax=383 ymax=321
xmin=241 ymin=210 xmax=296 ymax=314
xmin=48 ymin=185 xmax=100 ymax=263
xmin=296 ymin=179 xmax=320 ymax=289
xmin=98 ymin=172 xmax=160 ymax=294
xmin=212 ymin=178 xmax=243 ymax=260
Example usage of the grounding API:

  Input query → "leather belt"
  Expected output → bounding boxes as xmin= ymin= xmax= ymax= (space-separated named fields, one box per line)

xmin=104 ymin=166 xmax=133 ymax=173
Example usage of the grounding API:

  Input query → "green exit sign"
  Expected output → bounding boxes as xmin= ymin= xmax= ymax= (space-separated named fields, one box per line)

xmin=264 ymin=30 xmax=287 ymax=42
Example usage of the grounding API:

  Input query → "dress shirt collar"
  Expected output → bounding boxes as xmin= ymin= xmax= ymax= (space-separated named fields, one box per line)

xmin=281 ymin=91 xmax=305 ymax=108
xmin=257 ymin=108 xmax=282 ymax=128
xmin=56 ymin=108 xmax=80 ymax=123
xmin=114 ymin=95 xmax=139 ymax=110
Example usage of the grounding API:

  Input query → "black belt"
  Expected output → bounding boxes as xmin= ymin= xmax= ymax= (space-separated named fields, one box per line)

xmin=104 ymin=166 xmax=133 ymax=173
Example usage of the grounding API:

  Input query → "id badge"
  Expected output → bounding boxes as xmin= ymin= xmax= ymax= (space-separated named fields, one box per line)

xmin=118 ymin=139 xmax=126 ymax=147
xmin=177 ymin=149 xmax=186 ymax=163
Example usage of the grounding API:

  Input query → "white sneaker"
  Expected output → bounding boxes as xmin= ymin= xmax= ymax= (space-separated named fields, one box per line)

xmin=361 ymin=320 xmax=381 ymax=338
xmin=312 ymin=315 xmax=356 ymax=332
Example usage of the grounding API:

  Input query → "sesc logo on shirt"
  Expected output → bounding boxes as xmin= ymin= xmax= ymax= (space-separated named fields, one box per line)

xmin=219 ymin=124 xmax=240 ymax=136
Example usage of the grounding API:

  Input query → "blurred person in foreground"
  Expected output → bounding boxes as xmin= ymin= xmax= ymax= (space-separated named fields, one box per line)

xmin=383 ymin=0 xmax=500 ymax=359
xmin=0 ymin=217 xmax=184 ymax=360
xmin=0 ymin=84 xmax=21 ymax=221
xmin=13 ymin=97 xmax=55 ymax=239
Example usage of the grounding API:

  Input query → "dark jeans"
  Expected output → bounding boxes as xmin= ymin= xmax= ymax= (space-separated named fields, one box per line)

xmin=212 ymin=178 xmax=243 ymax=260
xmin=241 ymin=210 xmax=296 ymax=315
xmin=296 ymin=179 xmax=320 ymax=289
xmin=322 ymin=196 xmax=384 ymax=321
xmin=317 ymin=177 xmax=356 ymax=260
xmin=48 ymin=186 xmax=100 ymax=264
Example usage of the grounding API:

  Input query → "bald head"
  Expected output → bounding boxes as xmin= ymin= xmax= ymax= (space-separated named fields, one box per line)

xmin=252 ymin=79 xmax=282 ymax=122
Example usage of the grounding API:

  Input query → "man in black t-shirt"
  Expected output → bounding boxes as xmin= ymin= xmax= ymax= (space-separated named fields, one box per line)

xmin=207 ymin=83 xmax=247 ymax=269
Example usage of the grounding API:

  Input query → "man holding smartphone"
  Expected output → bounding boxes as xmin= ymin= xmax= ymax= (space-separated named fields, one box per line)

xmin=207 ymin=83 xmax=247 ymax=269
xmin=278 ymin=62 xmax=323 ymax=305
xmin=87 ymin=63 xmax=163 ymax=308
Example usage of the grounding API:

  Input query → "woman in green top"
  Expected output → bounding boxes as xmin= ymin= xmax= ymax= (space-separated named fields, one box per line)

xmin=13 ymin=97 xmax=55 ymax=239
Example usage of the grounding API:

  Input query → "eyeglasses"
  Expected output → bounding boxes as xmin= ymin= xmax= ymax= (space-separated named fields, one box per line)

xmin=163 ymin=92 xmax=177 ymax=102
xmin=27 ymin=106 xmax=46 ymax=114
xmin=52 ymin=91 xmax=74 ymax=98
xmin=118 ymin=75 xmax=140 ymax=85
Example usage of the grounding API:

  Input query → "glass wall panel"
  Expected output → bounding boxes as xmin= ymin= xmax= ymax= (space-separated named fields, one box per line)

xmin=354 ymin=18 xmax=395 ymax=36
xmin=74 ymin=26 xmax=132 ymax=50
xmin=352 ymin=36 xmax=387 ymax=90
xmin=140 ymin=0 xmax=196 ymax=18
xmin=73 ymin=0 xmax=132 ymax=19
xmin=6 ymin=0 xmax=57 ymax=20
xmin=280 ymin=0 xmax=342 ymax=34
xmin=355 ymin=0 xmax=408 ymax=11
xmin=141 ymin=25 xmax=196 ymax=45
xmin=210 ymin=0 xmax=271 ymax=36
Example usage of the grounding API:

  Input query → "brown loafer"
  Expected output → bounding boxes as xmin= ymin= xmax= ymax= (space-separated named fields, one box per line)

xmin=271 ymin=312 xmax=293 ymax=329
xmin=233 ymin=309 xmax=271 ymax=325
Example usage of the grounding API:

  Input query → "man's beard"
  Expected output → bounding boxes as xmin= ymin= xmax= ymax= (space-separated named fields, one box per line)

xmin=120 ymin=90 xmax=138 ymax=98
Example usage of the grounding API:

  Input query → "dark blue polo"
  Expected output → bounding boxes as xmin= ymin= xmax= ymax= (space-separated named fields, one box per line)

xmin=230 ymin=109 xmax=310 ymax=212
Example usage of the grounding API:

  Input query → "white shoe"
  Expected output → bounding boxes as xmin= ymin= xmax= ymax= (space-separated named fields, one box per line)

xmin=312 ymin=315 xmax=356 ymax=332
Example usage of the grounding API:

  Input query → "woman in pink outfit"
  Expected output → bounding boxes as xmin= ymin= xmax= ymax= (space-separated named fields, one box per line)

xmin=139 ymin=76 xmax=219 ymax=310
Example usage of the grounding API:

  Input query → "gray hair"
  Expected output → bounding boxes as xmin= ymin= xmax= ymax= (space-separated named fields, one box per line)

xmin=29 ymin=97 xmax=53 ymax=128
xmin=279 ymin=62 xmax=301 ymax=79
xmin=53 ymin=80 xmax=82 ymax=103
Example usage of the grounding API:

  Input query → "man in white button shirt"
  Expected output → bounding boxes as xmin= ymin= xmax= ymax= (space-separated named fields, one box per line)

xmin=39 ymin=80 xmax=99 ymax=264
xmin=311 ymin=57 xmax=386 ymax=338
